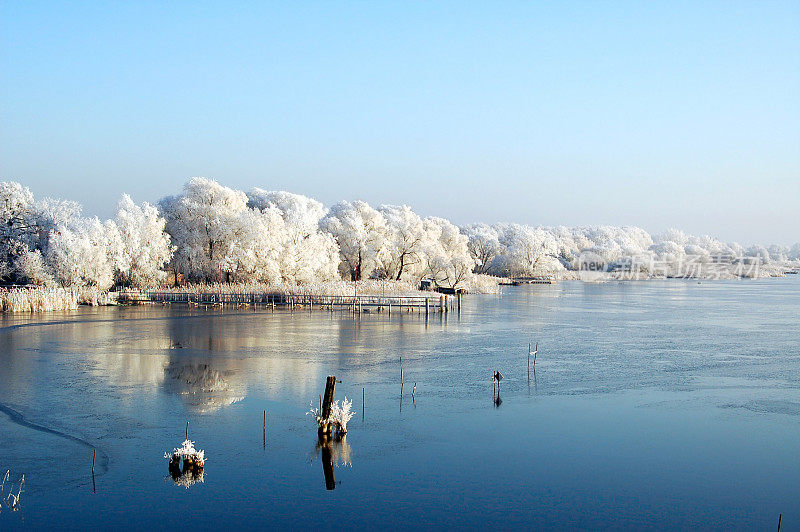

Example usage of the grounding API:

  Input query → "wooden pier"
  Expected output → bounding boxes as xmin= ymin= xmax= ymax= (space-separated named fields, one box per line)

xmin=500 ymin=277 xmax=557 ymax=286
xmin=118 ymin=290 xmax=460 ymax=314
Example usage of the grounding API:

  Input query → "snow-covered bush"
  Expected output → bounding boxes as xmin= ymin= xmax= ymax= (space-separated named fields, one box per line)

xmin=164 ymin=439 xmax=206 ymax=467
xmin=308 ymin=397 xmax=354 ymax=435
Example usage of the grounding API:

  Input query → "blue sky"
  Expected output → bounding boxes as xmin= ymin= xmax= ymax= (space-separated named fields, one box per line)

xmin=2 ymin=1 xmax=798 ymax=244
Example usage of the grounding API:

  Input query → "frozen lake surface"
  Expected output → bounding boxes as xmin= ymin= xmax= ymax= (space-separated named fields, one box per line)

xmin=1 ymin=279 xmax=798 ymax=529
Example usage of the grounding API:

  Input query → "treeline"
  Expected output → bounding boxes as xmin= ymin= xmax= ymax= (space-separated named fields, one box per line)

xmin=1 ymin=178 xmax=798 ymax=290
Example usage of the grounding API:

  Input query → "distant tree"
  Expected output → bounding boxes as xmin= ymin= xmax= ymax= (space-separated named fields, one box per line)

xmin=495 ymin=223 xmax=560 ymax=277
xmin=462 ymin=223 xmax=502 ymax=274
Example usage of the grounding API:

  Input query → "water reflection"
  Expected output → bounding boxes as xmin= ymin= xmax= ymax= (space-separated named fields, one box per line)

xmin=312 ymin=435 xmax=352 ymax=491
xmin=493 ymin=371 xmax=503 ymax=407
xmin=164 ymin=363 xmax=245 ymax=413
xmin=0 ymin=307 xmax=441 ymax=420
xmin=166 ymin=468 xmax=205 ymax=489
xmin=2 ymin=280 xmax=800 ymax=528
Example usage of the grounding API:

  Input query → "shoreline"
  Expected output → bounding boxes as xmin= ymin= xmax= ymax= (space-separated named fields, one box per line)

xmin=2 ymin=274 xmax=797 ymax=314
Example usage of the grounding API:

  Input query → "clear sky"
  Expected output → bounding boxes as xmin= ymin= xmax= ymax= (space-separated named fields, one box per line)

xmin=2 ymin=1 xmax=798 ymax=245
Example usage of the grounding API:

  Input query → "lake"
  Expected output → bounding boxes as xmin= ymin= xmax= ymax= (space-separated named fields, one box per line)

xmin=1 ymin=279 xmax=798 ymax=529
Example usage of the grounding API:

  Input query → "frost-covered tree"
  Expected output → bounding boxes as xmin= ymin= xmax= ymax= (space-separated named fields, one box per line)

xmin=1 ymin=181 xmax=38 ymax=281
xmin=320 ymin=200 xmax=388 ymax=281
xmin=247 ymin=188 xmax=326 ymax=235
xmin=745 ymin=245 xmax=770 ymax=262
xmin=422 ymin=217 xmax=475 ymax=289
xmin=14 ymin=249 xmax=51 ymax=285
xmin=649 ymin=240 xmax=685 ymax=265
xmin=767 ymin=244 xmax=789 ymax=263
xmin=115 ymin=194 xmax=174 ymax=287
xmin=159 ymin=178 xmax=250 ymax=282
xmin=247 ymin=189 xmax=340 ymax=283
xmin=0 ymin=181 xmax=82 ymax=283
xmin=462 ymin=223 xmax=503 ymax=274
xmin=46 ymin=217 xmax=120 ymax=290
xmin=790 ymin=243 xmax=800 ymax=261
xmin=376 ymin=204 xmax=428 ymax=281
xmin=227 ymin=206 xmax=285 ymax=283
xmin=160 ymin=180 xmax=340 ymax=284
xmin=495 ymin=223 xmax=561 ymax=276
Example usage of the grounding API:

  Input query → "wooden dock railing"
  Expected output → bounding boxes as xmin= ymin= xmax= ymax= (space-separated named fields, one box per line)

xmin=118 ymin=290 xmax=461 ymax=314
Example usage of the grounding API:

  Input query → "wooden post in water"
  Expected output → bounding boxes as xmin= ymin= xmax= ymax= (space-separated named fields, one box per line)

xmin=92 ymin=449 xmax=96 ymax=474
xmin=319 ymin=376 xmax=336 ymax=436
xmin=400 ymin=356 xmax=404 ymax=383
xmin=778 ymin=514 xmax=782 ymax=532
xmin=458 ymin=292 xmax=461 ymax=312
xmin=362 ymin=387 xmax=365 ymax=421
xmin=186 ymin=421 xmax=189 ymax=440
xmin=533 ymin=342 xmax=538 ymax=367
xmin=425 ymin=298 xmax=429 ymax=316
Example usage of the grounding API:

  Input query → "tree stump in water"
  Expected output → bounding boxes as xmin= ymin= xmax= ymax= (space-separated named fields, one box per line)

xmin=319 ymin=375 xmax=336 ymax=437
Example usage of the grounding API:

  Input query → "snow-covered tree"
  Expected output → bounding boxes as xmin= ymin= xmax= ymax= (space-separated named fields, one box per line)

xmin=462 ymin=223 xmax=503 ymax=274
xmin=376 ymin=204 xmax=428 ymax=281
xmin=46 ymin=217 xmax=120 ymax=289
xmin=422 ymin=217 xmax=475 ymax=289
xmin=115 ymin=194 xmax=174 ymax=287
xmin=789 ymin=243 xmax=800 ymax=261
xmin=14 ymin=249 xmax=51 ymax=285
xmin=496 ymin=223 xmax=561 ymax=276
xmin=227 ymin=206 xmax=285 ymax=283
xmin=247 ymin=189 xmax=340 ymax=283
xmin=159 ymin=178 xmax=250 ymax=282
xmin=1 ymin=181 xmax=38 ymax=281
xmin=320 ymin=200 xmax=388 ymax=281
xmin=0 ymin=181 xmax=82 ymax=283
xmin=247 ymin=188 xmax=327 ymax=235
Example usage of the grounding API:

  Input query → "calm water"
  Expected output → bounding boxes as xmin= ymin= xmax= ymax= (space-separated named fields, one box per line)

xmin=1 ymin=279 xmax=798 ymax=530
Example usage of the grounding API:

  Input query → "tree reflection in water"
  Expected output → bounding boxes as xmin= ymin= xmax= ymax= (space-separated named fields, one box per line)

xmin=164 ymin=363 xmax=245 ymax=413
